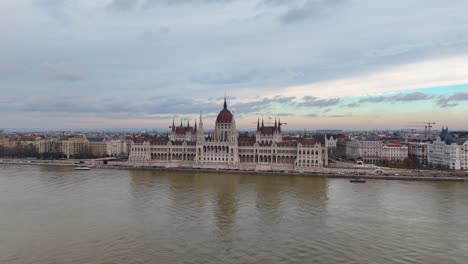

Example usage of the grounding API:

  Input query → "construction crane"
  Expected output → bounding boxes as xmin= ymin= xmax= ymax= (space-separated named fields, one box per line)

xmin=408 ymin=122 xmax=436 ymax=138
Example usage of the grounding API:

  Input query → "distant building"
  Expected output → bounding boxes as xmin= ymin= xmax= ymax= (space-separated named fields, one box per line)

xmin=87 ymin=137 xmax=107 ymax=157
xmin=35 ymin=139 xmax=62 ymax=155
xmin=428 ymin=127 xmax=468 ymax=170
xmin=0 ymin=135 xmax=11 ymax=148
xmin=129 ymin=98 xmax=328 ymax=171
xmin=408 ymin=141 xmax=428 ymax=165
xmin=106 ymin=140 xmax=127 ymax=157
xmin=381 ymin=143 xmax=408 ymax=163
xmin=346 ymin=139 xmax=383 ymax=164
xmin=62 ymin=136 xmax=89 ymax=159
xmin=343 ymin=139 xmax=407 ymax=164
xmin=324 ymin=135 xmax=337 ymax=152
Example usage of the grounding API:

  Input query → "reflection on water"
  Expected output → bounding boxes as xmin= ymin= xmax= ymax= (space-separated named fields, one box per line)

xmin=1 ymin=165 xmax=468 ymax=264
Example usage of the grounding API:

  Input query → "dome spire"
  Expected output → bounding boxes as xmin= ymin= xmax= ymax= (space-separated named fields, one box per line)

xmin=223 ymin=96 xmax=227 ymax=109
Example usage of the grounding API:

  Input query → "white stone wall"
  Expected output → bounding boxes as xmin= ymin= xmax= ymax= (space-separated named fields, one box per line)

xmin=428 ymin=138 xmax=468 ymax=170
xmin=382 ymin=145 xmax=408 ymax=162
xmin=107 ymin=140 xmax=127 ymax=157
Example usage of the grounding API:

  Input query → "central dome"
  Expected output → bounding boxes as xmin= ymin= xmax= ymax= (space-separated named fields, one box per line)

xmin=216 ymin=97 xmax=233 ymax=123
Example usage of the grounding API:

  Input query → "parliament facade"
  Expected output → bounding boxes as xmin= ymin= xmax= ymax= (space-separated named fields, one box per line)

xmin=129 ymin=98 xmax=329 ymax=171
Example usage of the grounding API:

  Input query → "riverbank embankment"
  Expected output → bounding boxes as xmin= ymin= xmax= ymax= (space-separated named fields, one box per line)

xmin=1 ymin=158 xmax=466 ymax=182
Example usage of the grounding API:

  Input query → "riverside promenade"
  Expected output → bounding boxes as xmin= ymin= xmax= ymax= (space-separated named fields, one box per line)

xmin=1 ymin=158 xmax=467 ymax=182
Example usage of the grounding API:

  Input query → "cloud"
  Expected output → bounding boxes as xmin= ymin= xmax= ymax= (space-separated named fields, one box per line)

xmin=346 ymin=102 xmax=360 ymax=108
xmin=358 ymin=92 xmax=433 ymax=104
xmin=231 ymin=96 xmax=297 ymax=114
xmin=107 ymin=0 xmax=139 ymax=11
xmin=328 ymin=114 xmax=352 ymax=118
xmin=436 ymin=92 xmax=468 ymax=107
xmin=303 ymin=113 xmax=352 ymax=118
xmin=107 ymin=0 xmax=235 ymax=10
xmin=282 ymin=57 xmax=468 ymax=100
xmin=2 ymin=0 xmax=468 ymax=129
xmin=276 ymin=113 xmax=295 ymax=116
xmin=191 ymin=70 xmax=258 ymax=85
xmin=280 ymin=0 xmax=346 ymax=24
xmin=298 ymin=96 xmax=341 ymax=108
xmin=0 ymin=93 xmax=344 ymax=120
xmin=41 ymin=62 xmax=85 ymax=82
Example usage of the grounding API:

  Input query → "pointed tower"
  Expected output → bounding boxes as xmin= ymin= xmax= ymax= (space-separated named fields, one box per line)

xmin=197 ymin=111 xmax=205 ymax=143
xmin=257 ymin=117 xmax=260 ymax=131
xmin=199 ymin=111 xmax=203 ymax=127
xmin=223 ymin=96 xmax=227 ymax=109
xmin=172 ymin=119 xmax=175 ymax=132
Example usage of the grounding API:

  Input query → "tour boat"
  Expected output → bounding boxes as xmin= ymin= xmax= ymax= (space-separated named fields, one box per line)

xmin=350 ymin=178 xmax=366 ymax=183
xmin=74 ymin=167 xmax=91 ymax=171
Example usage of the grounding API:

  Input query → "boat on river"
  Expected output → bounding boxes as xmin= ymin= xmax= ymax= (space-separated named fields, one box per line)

xmin=74 ymin=167 xmax=91 ymax=171
xmin=350 ymin=178 xmax=366 ymax=183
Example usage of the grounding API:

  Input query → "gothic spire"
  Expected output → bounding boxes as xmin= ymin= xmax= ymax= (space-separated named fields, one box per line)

xmin=261 ymin=117 xmax=264 ymax=127
xmin=199 ymin=111 xmax=203 ymax=126
xmin=223 ymin=96 xmax=227 ymax=109
xmin=257 ymin=117 xmax=260 ymax=131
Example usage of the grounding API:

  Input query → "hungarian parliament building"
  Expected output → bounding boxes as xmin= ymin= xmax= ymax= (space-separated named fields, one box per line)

xmin=129 ymin=98 xmax=334 ymax=172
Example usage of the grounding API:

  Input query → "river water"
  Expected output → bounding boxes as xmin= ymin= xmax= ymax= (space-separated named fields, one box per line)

xmin=1 ymin=165 xmax=468 ymax=264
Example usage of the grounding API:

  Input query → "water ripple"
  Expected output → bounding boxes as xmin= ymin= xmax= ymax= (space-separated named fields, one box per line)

xmin=0 ymin=165 xmax=467 ymax=264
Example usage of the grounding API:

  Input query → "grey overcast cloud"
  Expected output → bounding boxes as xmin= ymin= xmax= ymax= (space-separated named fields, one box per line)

xmin=1 ymin=0 xmax=468 ymax=129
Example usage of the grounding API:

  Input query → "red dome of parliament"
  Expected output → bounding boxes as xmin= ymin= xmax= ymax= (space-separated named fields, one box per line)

xmin=216 ymin=97 xmax=233 ymax=123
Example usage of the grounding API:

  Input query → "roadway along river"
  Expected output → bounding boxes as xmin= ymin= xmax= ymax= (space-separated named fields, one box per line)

xmin=1 ymin=165 xmax=468 ymax=264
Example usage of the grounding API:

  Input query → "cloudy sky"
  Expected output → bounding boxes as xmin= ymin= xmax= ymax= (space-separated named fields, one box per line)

xmin=1 ymin=0 xmax=468 ymax=131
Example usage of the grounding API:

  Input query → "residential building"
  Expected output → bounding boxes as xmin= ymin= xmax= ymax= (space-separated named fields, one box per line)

xmin=88 ymin=137 xmax=107 ymax=157
xmin=381 ymin=143 xmax=408 ymax=163
xmin=62 ymin=136 xmax=89 ymax=159
xmin=35 ymin=139 xmax=62 ymax=155
xmin=345 ymin=139 xmax=383 ymax=163
xmin=107 ymin=140 xmax=128 ymax=157
xmin=343 ymin=139 xmax=408 ymax=164
xmin=428 ymin=127 xmax=468 ymax=170
xmin=408 ymin=141 xmax=428 ymax=165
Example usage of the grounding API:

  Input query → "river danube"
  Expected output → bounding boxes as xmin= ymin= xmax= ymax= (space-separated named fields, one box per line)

xmin=1 ymin=165 xmax=467 ymax=264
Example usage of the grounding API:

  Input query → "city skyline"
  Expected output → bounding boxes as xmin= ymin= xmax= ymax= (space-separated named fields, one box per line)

xmin=1 ymin=0 xmax=468 ymax=130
